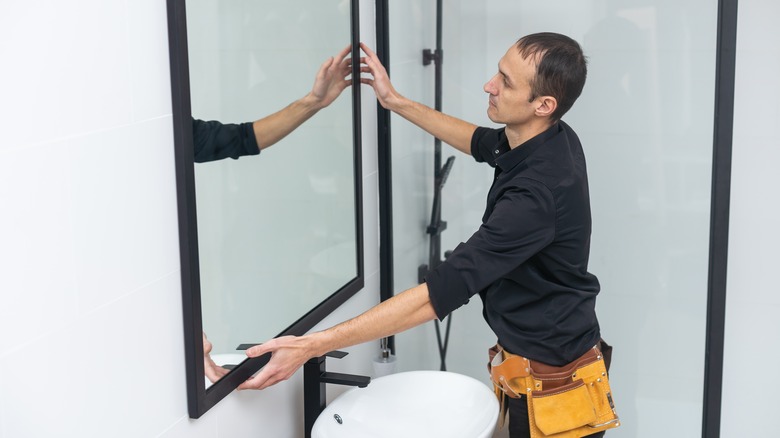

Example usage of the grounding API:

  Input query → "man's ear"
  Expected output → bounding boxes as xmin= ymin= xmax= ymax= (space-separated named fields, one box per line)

xmin=535 ymin=96 xmax=557 ymax=118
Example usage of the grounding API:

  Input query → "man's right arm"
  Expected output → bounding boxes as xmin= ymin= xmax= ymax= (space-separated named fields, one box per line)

xmin=360 ymin=43 xmax=477 ymax=155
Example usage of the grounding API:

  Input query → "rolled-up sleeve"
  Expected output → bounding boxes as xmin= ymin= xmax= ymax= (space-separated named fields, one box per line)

xmin=471 ymin=126 xmax=506 ymax=165
xmin=425 ymin=180 xmax=556 ymax=320
xmin=192 ymin=118 xmax=260 ymax=163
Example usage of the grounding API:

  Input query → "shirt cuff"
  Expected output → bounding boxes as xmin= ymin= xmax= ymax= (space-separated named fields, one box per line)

xmin=240 ymin=122 xmax=261 ymax=157
xmin=424 ymin=261 xmax=472 ymax=321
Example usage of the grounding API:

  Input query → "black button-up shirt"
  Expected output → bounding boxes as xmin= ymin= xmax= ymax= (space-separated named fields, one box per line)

xmin=425 ymin=121 xmax=601 ymax=365
xmin=192 ymin=119 xmax=260 ymax=163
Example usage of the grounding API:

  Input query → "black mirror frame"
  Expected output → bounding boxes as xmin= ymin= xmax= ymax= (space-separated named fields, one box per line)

xmin=166 ymin=0 xmax=363 ymax=418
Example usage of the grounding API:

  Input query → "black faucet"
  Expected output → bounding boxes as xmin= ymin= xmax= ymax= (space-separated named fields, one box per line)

xmin=303 ymin=350 xmax=370 ymax=438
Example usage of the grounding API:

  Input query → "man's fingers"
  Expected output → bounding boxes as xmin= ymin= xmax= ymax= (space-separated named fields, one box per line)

xmin=238 ymin=365 xmax=289 ymax=390
xmin=246 ymin=342 xmax=273 ymax=358
xmin=359 ymin=42 xmax=377 ymax=58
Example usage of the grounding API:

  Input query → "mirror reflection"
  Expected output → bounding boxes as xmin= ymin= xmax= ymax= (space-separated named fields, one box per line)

xmin=185 ymin=0 xmax=357 ymax=383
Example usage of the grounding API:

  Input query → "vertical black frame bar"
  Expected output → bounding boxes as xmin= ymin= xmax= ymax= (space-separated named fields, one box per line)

xmin=703 ymin=0 xmax=738 ymax=436
xmin=166 ymin=0 xmax=203 ymax=417
xmin=166 ymin=0 xmax=364 ymax=418
xmin=375 ymin=0 xmax=395 ymax=354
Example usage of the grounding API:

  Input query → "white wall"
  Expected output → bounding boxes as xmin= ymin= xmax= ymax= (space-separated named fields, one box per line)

xmin=721 ymin=0 xmax=780 ymax=436
xmin=0 ymin=1 xmax=379 ymax=437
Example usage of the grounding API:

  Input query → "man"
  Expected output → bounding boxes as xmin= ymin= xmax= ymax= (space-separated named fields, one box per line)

xmin=237 ymin=33 xmax=609 ymax=438
xmin=191 ymin=45 xmax=352 ymax=164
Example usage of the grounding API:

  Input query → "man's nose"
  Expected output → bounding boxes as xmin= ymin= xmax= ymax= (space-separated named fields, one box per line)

xmin=484 ymin=75 xmax=497 ymax=94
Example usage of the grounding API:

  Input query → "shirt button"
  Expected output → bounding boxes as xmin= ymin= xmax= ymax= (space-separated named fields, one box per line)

xmin=494 ymin=150 xmax=499 ymax=154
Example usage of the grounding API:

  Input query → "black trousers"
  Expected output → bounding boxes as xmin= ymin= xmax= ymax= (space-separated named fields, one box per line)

xmin=506 ymin=396 xmax=606 ymax=438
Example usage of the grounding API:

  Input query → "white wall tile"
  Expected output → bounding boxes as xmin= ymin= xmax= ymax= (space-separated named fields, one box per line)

xmin=0 ymin=142 xmax=79 ymax=354
xmin=722 ymin=2 xmax=780 ymax=434
xmin=158 ymin=415 xmax=218 ymax=438
xmin=0 ymin=0 xmax=134 ymax=151
xmin=0 ymin=273 xmax=186 ymax=438
xmin=0 ymin=384 xmax=5 ymax=437
xmin=732 ymin=0 xmax=780 ymax=52
xmin=214 ymin=380 xmax=303 ymax=438
xmin=732 ymin=50 xmax=780 ymax=141
xmin=721 ymin=303 xmax=780 ymax=437
xmin=727 ymin=132 xmax=780 ymax=306
xmin=127 ymin=0 xmax=174 ymax=122
xmin=70 ymin=117 xmax=180 ymax=315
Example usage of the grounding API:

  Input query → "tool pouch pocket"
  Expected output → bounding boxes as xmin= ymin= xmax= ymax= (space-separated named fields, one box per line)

xmin=527 ymin=345 xmax=620 ymax=438
xmin=531 ymin=380 xmax=596 ymax=435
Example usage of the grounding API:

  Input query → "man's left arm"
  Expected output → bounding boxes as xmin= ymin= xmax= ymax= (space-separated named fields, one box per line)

xmin=237 ymin=283 xmax=437 ymax=390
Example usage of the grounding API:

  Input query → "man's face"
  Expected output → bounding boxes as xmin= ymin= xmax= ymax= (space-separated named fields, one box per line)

xmin=483 ymin=46 xmax=539 ymax=127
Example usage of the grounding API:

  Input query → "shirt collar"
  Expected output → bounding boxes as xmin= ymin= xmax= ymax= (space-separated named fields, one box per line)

xmin=494 ymin=122 xmax=561 ymax=171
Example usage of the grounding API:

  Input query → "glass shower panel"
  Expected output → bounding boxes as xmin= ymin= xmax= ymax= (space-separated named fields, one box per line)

xmin=388 ymin=0 xmax=442 ymax=372
xmin=391 ymin=1 xmax=718 ymax=436
xmin=388 ymin=0 xmax=436 ymax=294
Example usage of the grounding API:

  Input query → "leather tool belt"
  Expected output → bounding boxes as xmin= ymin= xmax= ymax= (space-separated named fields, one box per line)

xmin=488 ymin=342 xmax=620 ymax=437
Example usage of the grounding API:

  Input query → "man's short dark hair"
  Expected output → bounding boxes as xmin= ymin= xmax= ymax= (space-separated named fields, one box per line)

xmin=516 ymin=32 xmax=587 ymax=121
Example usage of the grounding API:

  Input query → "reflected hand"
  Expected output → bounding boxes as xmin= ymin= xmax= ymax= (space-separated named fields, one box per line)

xmin=309 ymin=45 xmax=353 ymax=109
xmin=203 ymin=332 xmax=230 ymax=383
xmin=359 ymin=42 xmax=403 ymax=110
xmin=237 ymin=335 xmax=314 ymax=390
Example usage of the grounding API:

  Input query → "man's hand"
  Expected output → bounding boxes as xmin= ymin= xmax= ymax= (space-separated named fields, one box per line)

xmin=237 ymin=335 xmax=317 ymax=390
xmin=359 ymin=42 xmax=477 ymax=155
xmin=359 ymin=42 xmax=404 ymax=111
xmin=308 ymin=45 xmax=353 ymax=110
xmin=203 ymin=332 xmax=230 ymax=383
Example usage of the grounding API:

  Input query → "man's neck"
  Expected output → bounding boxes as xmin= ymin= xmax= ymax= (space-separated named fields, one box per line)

xmin=505 ymin=119 xmax=555 ymax=149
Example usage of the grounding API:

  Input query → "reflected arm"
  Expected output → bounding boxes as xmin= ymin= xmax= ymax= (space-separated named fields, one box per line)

xmin=253 ymin=45 xmax=352 ymax=150
xmin=239 ymin=283 xmax=437 ymax=390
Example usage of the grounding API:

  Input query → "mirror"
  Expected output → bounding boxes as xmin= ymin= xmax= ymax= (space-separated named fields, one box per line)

xmin=166 ymin=0 xmax=363 ymax=418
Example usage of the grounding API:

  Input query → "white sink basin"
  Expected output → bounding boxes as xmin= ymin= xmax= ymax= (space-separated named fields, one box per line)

xmin=312 ymin=370 xmax=499 ymax=438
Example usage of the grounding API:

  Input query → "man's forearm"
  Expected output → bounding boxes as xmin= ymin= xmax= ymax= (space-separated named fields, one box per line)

xmin=388 ymin=97 xmax=477 ymax=156
xmin=239 ymin=283 xmax=438 ymax=390
xmin=306 ymin=283 xmax=438 ymax=358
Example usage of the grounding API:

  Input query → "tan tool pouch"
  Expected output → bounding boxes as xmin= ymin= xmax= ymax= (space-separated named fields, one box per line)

xmin=488 ymin=343 xmax=620 ymax=438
